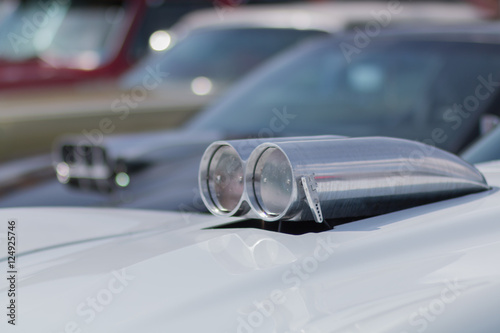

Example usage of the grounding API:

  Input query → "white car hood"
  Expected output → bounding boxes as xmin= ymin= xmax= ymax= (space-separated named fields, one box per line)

xmin=1 ymin=164 xmax=500 ymax=332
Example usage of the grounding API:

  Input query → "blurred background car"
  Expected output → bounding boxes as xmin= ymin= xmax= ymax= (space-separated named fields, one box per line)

xmin=0 ymin=0 xmax=484 ymax=162
xmin=190 ymin=24 xmax=500 ymax=154
xmin=0 ymin=0 xmax=145 ymax=90
xmin=2 ymin=23 xmax=500 ymax=211
xmin=0 ymin=0 xmax=250 ymax=91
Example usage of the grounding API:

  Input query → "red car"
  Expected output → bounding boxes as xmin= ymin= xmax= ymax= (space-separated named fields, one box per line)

xmin=0 ymin=0 xmax=221 ymax=91
xmin=0 ymin=0 xmax=305 ymax=92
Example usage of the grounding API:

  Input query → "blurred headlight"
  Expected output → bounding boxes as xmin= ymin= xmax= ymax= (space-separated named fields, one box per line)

xmin=149 ymin=30 xmax=172 ymax=52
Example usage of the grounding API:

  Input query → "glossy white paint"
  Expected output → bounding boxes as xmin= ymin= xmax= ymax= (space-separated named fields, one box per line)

xmin=1 ymin=163 xmax=500 ymax=332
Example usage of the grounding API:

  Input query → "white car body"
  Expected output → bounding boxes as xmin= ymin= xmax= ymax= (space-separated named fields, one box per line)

xmin=173 ymin=1 xmax=484 ymax=36
xmin=0 ymin=161 xmax=499 ymax=332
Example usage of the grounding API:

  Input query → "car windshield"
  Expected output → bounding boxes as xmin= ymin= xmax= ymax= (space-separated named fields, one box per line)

xmin=189 ymin=37 xmax=500 ymax=152
xmin=40 ymin=4 xmax=125 ymax=69
xmin=0 ymin=0 xmax=125 ymax=66
xmin=122 ymin=27 xmax=327 ymax=87
xmin=0 ymin=0 xmax=69 ymax=61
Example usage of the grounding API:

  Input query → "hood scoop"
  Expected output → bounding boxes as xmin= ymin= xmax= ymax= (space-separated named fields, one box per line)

xmin=199 ymin=136 xmax=490 ymax=224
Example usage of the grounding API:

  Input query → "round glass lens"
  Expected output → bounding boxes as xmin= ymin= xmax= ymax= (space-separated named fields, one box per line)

xmin=254 ymin=148 xmax=293 ymax=216
xmin=208 ymin=146 xmax=244 ymax=212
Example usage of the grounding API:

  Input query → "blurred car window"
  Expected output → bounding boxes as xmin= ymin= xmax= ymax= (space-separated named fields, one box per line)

xmin=40 ymin=4 xmax=125 ymax=69
xmin=122 ymin=27 xmax=328 ymax=87
xmin=0 ymin=0 xmax=69 ymax=61
xmin=190 ymin=38 xmax=500 ymax=152
xmin=0 ymin=0 xmax=127 ymax=68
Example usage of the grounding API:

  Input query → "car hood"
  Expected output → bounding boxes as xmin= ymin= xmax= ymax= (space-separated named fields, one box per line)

xmin=1 ymin=163 xmax=500 ymax=332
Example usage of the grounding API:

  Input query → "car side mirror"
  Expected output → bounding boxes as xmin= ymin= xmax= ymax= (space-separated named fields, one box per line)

xmin=480 ymin=114 xmax=500 ymax=136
